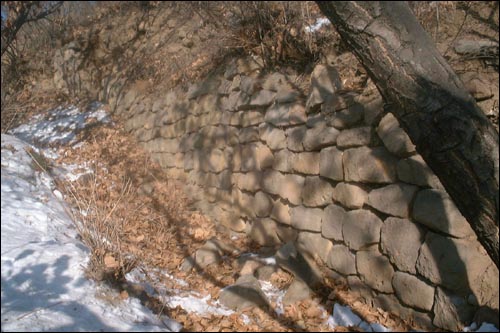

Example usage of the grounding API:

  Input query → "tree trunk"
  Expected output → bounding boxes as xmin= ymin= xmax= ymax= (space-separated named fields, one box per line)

xmin=316 ymin=1 xmax=499 ymax=268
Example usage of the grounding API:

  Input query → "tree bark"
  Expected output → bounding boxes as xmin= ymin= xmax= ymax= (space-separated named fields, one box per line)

xmin=316 ymin=1 xmax=499 ymax=268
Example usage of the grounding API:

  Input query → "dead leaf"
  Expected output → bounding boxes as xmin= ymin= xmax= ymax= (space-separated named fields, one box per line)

xmin=104 ymin=254 xmax=119 ymax=268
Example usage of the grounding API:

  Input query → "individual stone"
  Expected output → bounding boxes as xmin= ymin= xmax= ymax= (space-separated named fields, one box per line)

xmin=433 ymin=287 xmax=475 ymax=331
xmin=329 ymin=104 xmax=364 ymax=129
xmin=336 ymin=127 xmax=373 ymax=148
xmin=219 ymin=274 xmax=270 ymax=311
xmin=343 ymin=209 xmax=383 ymax=250
xmin=357 ymin=250 xmax=395 ymax=293
xmin=367 ymin=183 xmax=418 ymax=218
xmin=295 ymin=232 xmax=333 ymax=264
xmin=275 ymin=88 xmax=300 ymax=104
xmin=254 ymin=191 xmax=272 ymax=217
xmin=271 ymin=200 xmax=291 ymax=225
xmin=290 ymin=206 xmax=323 ymax=232
xmin=250 ymin=89 xmax=275 ymax=107
xmin=302 ymin=176 xmax=334 ymax=207
xmin=239 ymin=127 xmax=260 ymax=143
xmin=347 ymin=276 xmax=373 ymax=301
xmin=306 ymin=64 xmax=342 ymax=112
xmin=280 ymin=174 xmax=305 ymax=205
xmin=381 ymin=217 xmax=425 ymax=274
xmin=326 ymin=244 xmax=357 ymax=275
xmin=416 ymin=232 xmax=494 ymax=296
xmin=255 ymin=265 xmax=278 ymax=280
xmin=322 ymin=204 xmax=346 ymax=241
xmin=240 ymin=76 xmax=257 ymax=95
xmin=272 ymin=149 xmax=292 ymax=172
xmin=283 ymin=279 xmax=312 ymax=305
xmin=240 ymin=110 xmax=264 ymax=126
xmin=276 ymin=242 xmax=323 ymax=287
xmin=289 ymin=152 xmax=320 ymax=175
xmin=208 ymin=149 xmax=228 ymax=173
xmin=262 ymin=72 xmax=290 ymax=91
xmin=377 ymin=113 xmax=416 ymax=157
xmin=240 ymin=259 xmax=263 ymax=276
xmin=259 ymin=124 xmax=286 ymax=150
xmin=392 ymin=272 xmax=435 ymax=311
xmin=371 ymin=293 xmax=435 ymax=331
xmin=261 ymin=170 xmax=284 ymax=196
xmin=235 ymin=172 xmax=261 ymax=192
xmin=412 ymin=189 xmax=475 ymax=238
xmin=265 ymin=103 xmax=306 ymax=126
xmin=320 ymin=146 xmax=344 ymax=181
xmin=343 ymin=146 xmax=398 ymax=183
xmin=332 ymin=183 xmax=367 ymax=209
xmin=303 ymin=126 xmax=340 ymax=151
xmin=276 ymin=224 xmax=298 ymax=243
xmin=397 ymin=155 xmax=443 ymax=189
xmin=459 ymin=71 xmax=494 ymax=101
xmin=286 ymin=126 xmax=307 ymax=152
xmin=249 ymin=218 xmax=281 ymax=246
xmin=194 ymin=239 xmax=223 ymax=268
xmin=241 ymin=143 xmax=274 ymax=172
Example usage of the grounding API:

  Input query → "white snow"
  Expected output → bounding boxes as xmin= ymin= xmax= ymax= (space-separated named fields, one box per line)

xmin=328 ymin=303 xmax=363 ymax=328
xmin=1 ymin=134 xmax=174 ymax=332
xmin=9 ymin=102 xmax=110 ymax=147
xmin=304 ymin=17 xmax=331 ymax=33
xmin=259 ymin=280 xmax=286 ymax=316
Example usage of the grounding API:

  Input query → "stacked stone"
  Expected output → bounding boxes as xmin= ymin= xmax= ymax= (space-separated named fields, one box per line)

xmin=115 ymin=58 xmax=497 ymax=331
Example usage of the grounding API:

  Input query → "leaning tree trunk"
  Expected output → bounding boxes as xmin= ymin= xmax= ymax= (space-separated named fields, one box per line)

xmin=316 ymin=1 xmax=499 ymax=268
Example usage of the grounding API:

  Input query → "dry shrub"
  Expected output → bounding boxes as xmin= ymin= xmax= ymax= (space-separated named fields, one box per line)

xmin=63 ymin=173 xmax=139 ymax=283
xmin=191 ymin=1 xmax=337 ymax=72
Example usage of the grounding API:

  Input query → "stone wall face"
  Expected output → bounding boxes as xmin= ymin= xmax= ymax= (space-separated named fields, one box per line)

xmin=59 ymin=50 xmax=498 ymax=330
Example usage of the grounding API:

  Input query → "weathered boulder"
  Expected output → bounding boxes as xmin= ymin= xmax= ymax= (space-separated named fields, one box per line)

xmin=329 ymin=104 xmax=365 ymax=129
xmin=416 ymin=232 xmax=496 ymax=298
xmin=336 ymin=127 xmax=373 ymax=148
xmin=343 ymin=209 xmax=383 ymax=250
xmin=332 ymin=183 xmax=367 ymax=209
xmin=290 ymin=206 xmax=323 ymax=232
xmin=326 ymin=244 xmax=357 ymax=275
xmin=412 ymin=189 xmax=475 ymax=238
xmin=271 ymin=200 xmax=291 ymax=225
xmin=290 ymin=152 xmax=320 ymax=175
xmin=219 ymin=274 xmax=270 ymax=311
xmin=319 ymin=146 xmax=344 ymax=181
xmin=272 ymin=149 xmax=292 ymax=173
xmin=286 ymin=126 xmax=307 ymax=152
xmin=397 ymin=154 xmax=443 ymax=189
xmin=392 ymin=272 xmax=435 ymax=311
xmin=306 ymin=64 xmax=342 ymax=112
xmin=302 ymin=176 xmax=334 ymax=207
xmin=303 ymin=126 xmax=340 ymax=151
xmin=367 ymin=183 xmax=418 ymax=218
xmin=381 ymin=217 xmax=425 ymax=274
xmin=249 ymin=218 xmax=282 ymax=246
xmin=254 ymin=191 xmax=272 ymax=217
xmin=265 ymin=103 xmax=307 ymax=126
xmin=343 ymin=146 xmax=398 ymax=183
xmin=295 ymin=232 xmax=332 ymax=265
xmin=283 ymin=278 xmax=312 ymax=305
xmin=377 ymin=112 xmax=416 ymax=157
xmin=357 ymin=249 xmax=394 ymax=293
xmin=259 ymin=124 xmax=286 ymax=150
xmin=322 ymin=204 xmax=346 ymax=241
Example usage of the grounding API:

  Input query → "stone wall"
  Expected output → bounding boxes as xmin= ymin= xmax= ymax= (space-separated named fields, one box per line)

xmin=57 ymin=47 xmax=498 ymax=330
